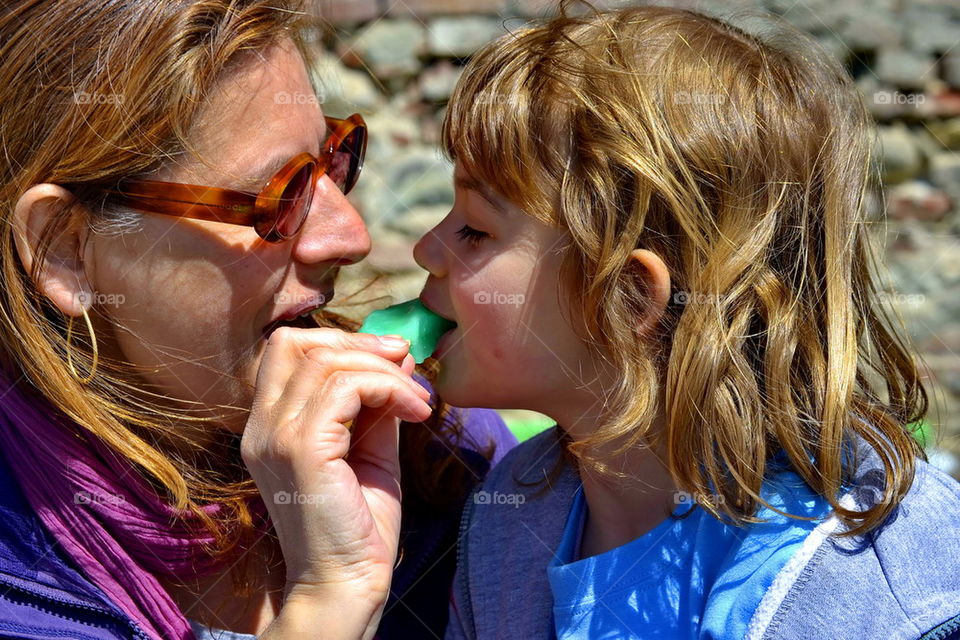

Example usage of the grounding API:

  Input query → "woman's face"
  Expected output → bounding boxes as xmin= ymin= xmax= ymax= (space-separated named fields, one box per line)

xmin=84 ymin=39 xmax=371 ymax=430
xmin=413 ymin=165 xmax=607 ymax=423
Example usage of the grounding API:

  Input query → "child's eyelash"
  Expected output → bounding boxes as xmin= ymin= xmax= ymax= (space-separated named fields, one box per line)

xmin=454 ymin=224 xmax=489 ymax=246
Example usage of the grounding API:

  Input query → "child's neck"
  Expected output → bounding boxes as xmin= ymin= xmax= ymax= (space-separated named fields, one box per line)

xmin=578 ymin=451 xmax=678 ymax=558
xmin=560 ymin=412 xmax=679 ymax=559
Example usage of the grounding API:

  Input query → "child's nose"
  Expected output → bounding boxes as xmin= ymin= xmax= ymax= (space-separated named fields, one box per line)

xmin=413 ymin=224 xmax=446 ymax=278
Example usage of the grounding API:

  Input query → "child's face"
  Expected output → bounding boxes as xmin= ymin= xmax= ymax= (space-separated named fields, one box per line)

xmin=414 ymin=165 xmax=608 ymax=416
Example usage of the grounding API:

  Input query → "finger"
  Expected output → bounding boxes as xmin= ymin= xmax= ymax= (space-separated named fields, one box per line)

xmin=253 ymin=327 xmax=410 ymax=411
xmin=272 ymin=348 xmax=430 ymax=422
xmin=350 ymin=405 xmax=402 ymax=478
xmin=302 ymin=371 xmax=433 ymax=432
xmin=399 ymin=352 xmax=415 ymax=376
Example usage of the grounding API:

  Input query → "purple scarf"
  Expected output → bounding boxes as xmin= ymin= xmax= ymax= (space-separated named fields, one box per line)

xmin=0 ymin=370 xmax=271 ymax=639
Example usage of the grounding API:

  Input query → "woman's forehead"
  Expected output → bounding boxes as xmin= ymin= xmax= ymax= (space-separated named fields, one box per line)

xmin=161 ymin=39 xmax=324 ymax=186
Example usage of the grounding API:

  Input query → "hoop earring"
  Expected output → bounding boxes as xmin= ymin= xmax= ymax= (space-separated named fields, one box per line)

xmin=66 ymin=306 xmax=99 ymax=384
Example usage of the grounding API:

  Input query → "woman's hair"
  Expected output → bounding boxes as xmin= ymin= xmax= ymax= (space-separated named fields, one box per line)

xmin=443 ymin=2 xmax=929 ymax=537
xmin=0 ymin=0 xmax=475 ymax=595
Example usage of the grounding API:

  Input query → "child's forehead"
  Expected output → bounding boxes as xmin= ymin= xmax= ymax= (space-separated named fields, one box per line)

xmin=453 ymin=166 xmax=510 ymax=216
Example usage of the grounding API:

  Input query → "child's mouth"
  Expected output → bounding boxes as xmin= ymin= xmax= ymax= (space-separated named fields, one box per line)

xmin=433 ymin=326 xmax=458 ymax=359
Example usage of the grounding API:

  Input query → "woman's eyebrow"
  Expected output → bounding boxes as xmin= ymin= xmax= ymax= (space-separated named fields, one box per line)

xmin=454 ymin=175 xmax=508 ymax=215
xmin=238 ymin=129 xmax=328 ymax=190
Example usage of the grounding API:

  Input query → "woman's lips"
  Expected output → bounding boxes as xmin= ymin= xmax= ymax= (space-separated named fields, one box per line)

xmin=261 ymin=289 xmax=335 ymax=338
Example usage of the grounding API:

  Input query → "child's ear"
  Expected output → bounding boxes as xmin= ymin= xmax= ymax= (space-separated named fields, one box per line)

xmin=626 ymin=249 xmax=671 ymax=338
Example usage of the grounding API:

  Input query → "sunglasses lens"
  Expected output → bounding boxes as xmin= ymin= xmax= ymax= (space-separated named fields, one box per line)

xmin=273 ymin=162 xmax=314 ymax=239
xmin=328 ymin=127 xmax=365 ymax=194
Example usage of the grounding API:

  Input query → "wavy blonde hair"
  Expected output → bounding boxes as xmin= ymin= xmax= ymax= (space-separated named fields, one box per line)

xmin=0 ymin=0 xmax=472 ymax=595
xmin=443 ymin=2 xmax=929 ymax=536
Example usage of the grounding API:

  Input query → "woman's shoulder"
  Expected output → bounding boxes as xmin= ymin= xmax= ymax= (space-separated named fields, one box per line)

xmin=445 ymin=406 xmax=518 ymax=467
xmin=414 ymin=374 xmax=519 ymax=466
xmin=0 ymin=453 xmax=146 ymax=638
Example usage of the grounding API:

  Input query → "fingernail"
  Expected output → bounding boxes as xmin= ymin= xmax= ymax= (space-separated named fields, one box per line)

xmin=379 ymin=335 xmax=409 ymax=348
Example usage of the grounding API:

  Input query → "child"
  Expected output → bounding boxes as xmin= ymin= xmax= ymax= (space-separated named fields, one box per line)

xmin=410 ymin=4 xmax=960 ymax=639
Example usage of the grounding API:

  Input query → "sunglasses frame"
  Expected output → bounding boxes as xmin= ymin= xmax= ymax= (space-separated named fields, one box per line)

xmin=103 ymin=113 xmax=366 ymax=243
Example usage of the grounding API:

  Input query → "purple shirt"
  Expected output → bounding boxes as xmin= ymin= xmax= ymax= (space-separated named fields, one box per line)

xmin=0 ymin=403 xmax=515 ymax=639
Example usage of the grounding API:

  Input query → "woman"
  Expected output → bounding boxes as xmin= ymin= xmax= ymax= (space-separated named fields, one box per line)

xmin=0 ymin=1 xmax=514 ymax=638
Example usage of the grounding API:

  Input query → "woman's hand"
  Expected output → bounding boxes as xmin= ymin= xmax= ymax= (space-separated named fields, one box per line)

xmin=240 ymin=327 xmax=433 ymax=639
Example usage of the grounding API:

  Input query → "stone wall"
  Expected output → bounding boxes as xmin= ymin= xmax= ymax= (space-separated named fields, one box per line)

xmin=313 ymin=0 xmax=960 ymax=468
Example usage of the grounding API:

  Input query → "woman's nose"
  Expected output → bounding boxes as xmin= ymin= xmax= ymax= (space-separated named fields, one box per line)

xmin=292 ymin=177 xmax=371 ymax=266
xmin=413 ymin=221 xmax=447 ymax=278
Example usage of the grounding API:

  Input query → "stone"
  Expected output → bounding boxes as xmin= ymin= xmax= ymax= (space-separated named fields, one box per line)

xmin=426 ymin=16 xmax=505 ymax=57
xmin=839 ymin=12 xmax=902 ymax=51
xmin=904 ymin=8 xmax=960 ymax=54
xmin=420 ymin=61 xmax=463 ymax=102
xmin=886 ymin=181 xmax=951 ymax=222
xmin=930 ymin=89 xmax=960 ymax=118
xmin=322 ymin=0 xmax=381 ymax=26
xmin=364 ymin=148 xmax=454 ymax=226
xmin=312 ymin=54 xmax=383 ymax=114
xmin=386 ymin=204 xmax=451 ymax=237
xmin=944 ymin=52 xmax=960 ymax=90
xmin=764 ymin=0 xmax=843 ymax=32
xmin=925 ymin=118 xmax=960 ymax=151
xmin=878 ymin=125 xmax=923 ymax=183
xmin=389 ymin=0 xmax=508 ymax=17
xmin=928 ymin=152 xmax=960 ymax=192
xmin=348 ymin=19 xmax=425 ymax=77
xmin=875 ymin=48 xmax=938 ymax=90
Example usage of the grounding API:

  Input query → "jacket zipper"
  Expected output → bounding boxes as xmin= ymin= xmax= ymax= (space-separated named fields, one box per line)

xmin=0 ymin=573 xmax=150 ymax=639
xmin=919 ymin=613 xmax=960 ymax=640
xmin=455 ymin=485 xmax=479 ymax=640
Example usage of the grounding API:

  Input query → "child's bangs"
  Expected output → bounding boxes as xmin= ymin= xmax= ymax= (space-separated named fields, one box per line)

xmin=441 ymin=31 xmax=565 ymax=219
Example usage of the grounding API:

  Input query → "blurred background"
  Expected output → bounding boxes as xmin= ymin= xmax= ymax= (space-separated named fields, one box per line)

xmin=313 ymin=0 xmax=960 ymax=477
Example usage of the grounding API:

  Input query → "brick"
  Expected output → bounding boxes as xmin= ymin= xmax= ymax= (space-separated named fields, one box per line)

xmin=319 ymin=0 xmax=383 ymax=25
xmin=389 ymin=0 xmax=508 ymax=18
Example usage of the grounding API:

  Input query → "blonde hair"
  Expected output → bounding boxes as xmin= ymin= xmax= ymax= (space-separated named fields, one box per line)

xmin=443 ymin=3 xmax=929 ymax=536
xmin=0 ymin=0 xmax=472 ymax=597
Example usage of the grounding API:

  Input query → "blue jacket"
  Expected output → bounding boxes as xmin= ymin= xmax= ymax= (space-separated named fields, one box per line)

xmin=446 ymin=427 xmax=960 ymax=640
xmin=0 ymin=407 xmax=516 ymax=639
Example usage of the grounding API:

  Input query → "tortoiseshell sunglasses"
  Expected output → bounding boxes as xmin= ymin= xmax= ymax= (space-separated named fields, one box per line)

xmin=102 ymin=114 xmax=366 ymax=243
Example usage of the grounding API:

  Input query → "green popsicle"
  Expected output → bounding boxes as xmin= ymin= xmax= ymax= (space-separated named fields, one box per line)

xmin=358 ymin=299 xmax=457 ymax=364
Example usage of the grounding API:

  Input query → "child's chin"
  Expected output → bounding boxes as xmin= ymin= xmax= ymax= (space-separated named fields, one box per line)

xmin=434 ymin=367 xmax=489 ymax=409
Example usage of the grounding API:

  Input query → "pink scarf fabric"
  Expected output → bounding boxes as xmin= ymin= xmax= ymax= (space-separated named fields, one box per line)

xmin=0 ymin=369 xmax=271 ymax=639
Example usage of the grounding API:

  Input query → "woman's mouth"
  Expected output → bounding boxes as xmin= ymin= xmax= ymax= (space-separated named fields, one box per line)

xmin=261 ymin=290 xmax=334 ymax=339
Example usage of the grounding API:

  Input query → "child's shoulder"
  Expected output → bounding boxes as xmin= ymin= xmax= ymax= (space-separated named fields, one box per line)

xmin=483 ymin=424 xmax=567 ymax=484
xmin=746 ymin=444 xmax=960 ymax=640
